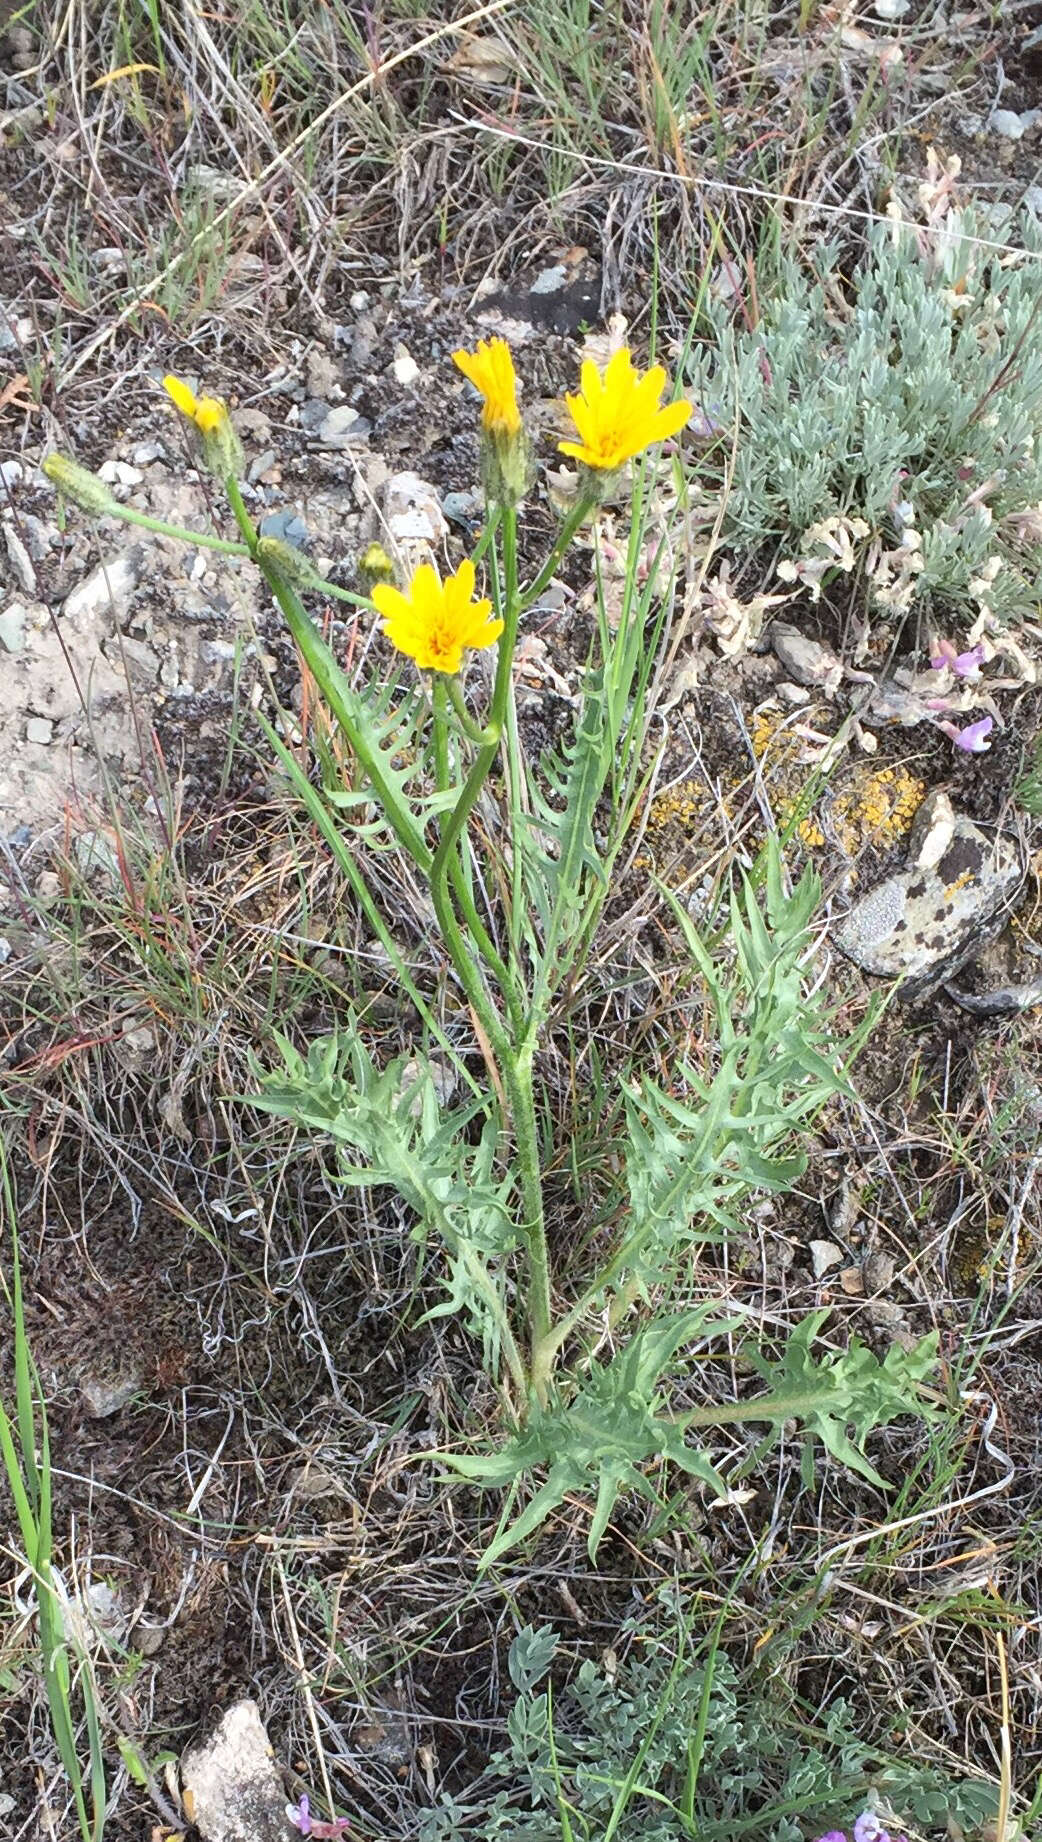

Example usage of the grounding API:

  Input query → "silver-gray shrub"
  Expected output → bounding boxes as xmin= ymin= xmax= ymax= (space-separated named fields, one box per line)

xmin=688 ymin=208 xmax=1042 ymax=623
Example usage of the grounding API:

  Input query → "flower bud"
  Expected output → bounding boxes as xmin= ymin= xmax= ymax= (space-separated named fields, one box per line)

xmin=356 ymin=542 xmax=396 ymax=594
xmin=480 ymin=423 xmax=532 ymax=509
xmin=163 ymin=373 xmax=244 ymax=481
xmin=42 ymin=454 xmax=118 ymax=517
xmin=256 ymin=536 xmax=326 ymax=591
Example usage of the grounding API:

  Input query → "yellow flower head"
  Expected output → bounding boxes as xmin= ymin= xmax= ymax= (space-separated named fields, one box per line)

xmin=560 ymin=347 xmax=692 ymax=472
xmin=372 ymin=559 xmax=503 ymax=676
xmin=163 ymin=373 xmax=230 ymax=436
xmin=452 ymin=338 xmax=521 ymax=437
xmin=162 ymin=372 xmax=243 ymax=479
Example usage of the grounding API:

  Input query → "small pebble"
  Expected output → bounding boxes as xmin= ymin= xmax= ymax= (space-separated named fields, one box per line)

xmin=810 ymin=1239 xmax=844 ymax=1279
xmin=25 ymin=716 xmax=53 ymax=744
xmin=247 ymin=448 xmax=277 ymax=482
xmin=991 ymin=108 xmax=1031 ymax=140
xmin=99 ymin=459 xmax=144 ymax=487
xmin=3 ymin=524 xmax=36 ymax=594
xmin=131 ymin=441 xmax=165 ymax=466
xmin=0 ymin=602 xmax=27 ymax=653
xmin=80 ymin=1370 xmax=143 ymax=1418
xmin=259 ymin=509 xmax=309 ymax=547
xmin=0 ymin=459 xmax=23 ymax=489
xmin=64 ymin=554 xmax=138 ymax=622
xmin=392 ymin=343 xmax=420 ymax=386
xmin=299 ymin=397 xmax=330 ymax=432
xmin=318 ymin=403 xmax=367 ymax=447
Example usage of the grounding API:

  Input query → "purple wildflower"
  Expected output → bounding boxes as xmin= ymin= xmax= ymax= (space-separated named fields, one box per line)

xmin=939 ymin=714 xmax=994 ymax=753
xmin=286 ymin=1796 xmax=352 ymax=1840
xmin=852 ymin=1814 xmax=907 ymax=1842
xmin=930 ymin=639 xmax=986 ymax=678
xmin=814 ymin=1831 xmax=849 ymax=1842
xmin=853 ymin=1816 xmax=887 ymax=1842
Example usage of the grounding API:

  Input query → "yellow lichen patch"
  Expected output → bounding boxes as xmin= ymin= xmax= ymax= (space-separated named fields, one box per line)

xmin=831 ymin=765 xmax=925 ymax=857
xmin=943 ymin=868 xmax=975 ymax=901
xmin=750 ymin=709 xmax=803 ymax=765
xmin=645 ymin=778 xmax=713 ymax=833
xmin=633 ymin=777 xmax=731 ymax=877
xmin=776 ymin=798 xmax=825 ymax=850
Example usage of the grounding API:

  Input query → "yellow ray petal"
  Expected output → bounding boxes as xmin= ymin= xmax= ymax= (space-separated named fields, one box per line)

xmin=163 ymin=374 xmax=199 ymax=418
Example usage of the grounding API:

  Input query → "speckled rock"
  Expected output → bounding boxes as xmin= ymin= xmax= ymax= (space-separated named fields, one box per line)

xmin=833 ymin=791 xmax=1022 ymax=994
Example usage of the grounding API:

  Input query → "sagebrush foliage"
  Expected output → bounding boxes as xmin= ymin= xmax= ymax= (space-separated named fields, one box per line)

xmin=420 ymin=1599 xmax=999 ymax=1842
xmin=689 ymin=208 xmax=1042 ymax=623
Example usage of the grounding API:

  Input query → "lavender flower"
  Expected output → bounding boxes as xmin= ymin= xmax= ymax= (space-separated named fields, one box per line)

xmin=813 ymin=1813 xmax=908 ymax=1842
xmin=286 ymin=1794 xmax=352 ymax=1839
xmin=930 ymin=638 xmax=986 ymax=678
xmin=937 ymin=714 xmax=994 ymax=753
xmin=854 ymin=1816 xmax=888 ymax=1842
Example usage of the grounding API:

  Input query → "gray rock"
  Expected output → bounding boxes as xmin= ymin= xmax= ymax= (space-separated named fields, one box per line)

xmin=944 ymin=975 xmax=1042 ymax=1017
xmin=91 ymin=247 xmax=127 ymax=277
xmin=19 ymin=513 xmax=56 ymax=560
xmin=259 ymin=510 xmax=309 ymax=547
xmin=81 ymin=1368 xmax=143 ymax=1417
xmin=299 ymin=397 xmax=331 ymax=432
xmin=64 ymin=554 xmax=138 ymax=623
xmin=0 ymin=309 xmax=31 ymax=353
xmin=769 ymin=621 xmax=843 ymax=696
xmin=991 ymin=108 xmax=1040 ymax=140
xmin=318 ymin=403 xmax=367 ymax=447
xmin=0 ymin=459 xmax=23 ymax=489
xmin=248 ymin=448 xmax=277 ymax=482
xmin=833 ymin=791 xmax=1021 ymax=994
xmin=102 ymin=634 xmax=159 ymax=681
xmin=25 ymin=717 xmax=53 ymax=744
xmin=776 ymin=680 xmax=811 ymax=707
xmin=0 ymin=602 xmax=27 ymax=653
xmin=180 ymin=1700 xmax=294 ymax=1842
xmin=443 ymin=488 xmax=484 ymax=528
xmin=74 ymin=828 xmax=123 ymax=880
xmin=98 ymin=459 xmax=144 ymax=487
xmin=131 ymin=440 xmax=165 ymax=466
xmin=809 ymin=1238 xmax=843 ymax=1279
xmin=4 ymin=524 xmax=36 ymax=594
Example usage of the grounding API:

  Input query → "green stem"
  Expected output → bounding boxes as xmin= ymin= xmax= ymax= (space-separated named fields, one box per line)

xmin=102 ymin=501 xmax=251 ymax=556
xmin=516 ymin=497 xmax=592 ymax=616
xmin=446 ymin=675 xmax=497 ymax=746
xmin=508 ymin=1043 xmax=553 ymax=1391
xmin=493 ymin=507 xmax=554 ymax=1386
xmin=427 ymin=780 xmax=536 ymax=1310
xmin=432 ymin=683 xmax=525 ymax=1038
xmin=431 ymin=675 xmax=452 ymax=794
xmin=502 ymin=666 xmax=527 ymax=971
xmin=425 ymin=505 xmax=553 ymax=1394
xmin=225 ymin=475 xmax=260 ymax=550
xmin=231 ymin=476 xmax=433 ymax=875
